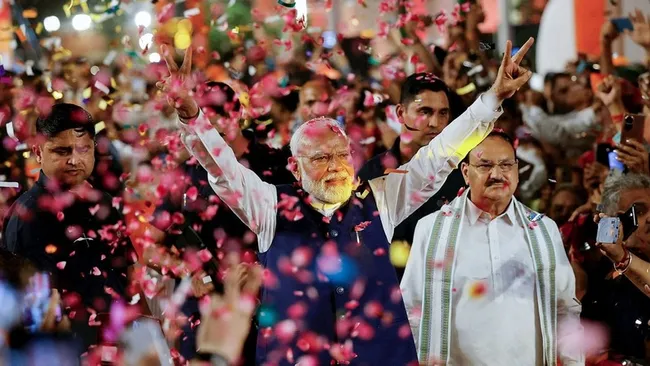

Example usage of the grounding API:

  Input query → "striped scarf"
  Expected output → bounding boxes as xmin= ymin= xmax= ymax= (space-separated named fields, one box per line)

xmin=417 ymin=189 xmax=558 ymax=365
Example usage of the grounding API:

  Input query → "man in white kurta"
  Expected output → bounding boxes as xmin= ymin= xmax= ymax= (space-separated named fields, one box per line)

xmin=401 ymin=131 xmax=584 ymax=366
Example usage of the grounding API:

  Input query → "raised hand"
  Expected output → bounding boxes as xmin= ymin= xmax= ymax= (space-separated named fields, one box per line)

xmin=196 ymin=256 xmax=262 ymax=364
xmin=157 ymin=45 xmax=199 ymax=120
xmin=489 ymin=37 xmax=535 ymax=102
xmin=628 ymin=9 xmax=650 ymax=50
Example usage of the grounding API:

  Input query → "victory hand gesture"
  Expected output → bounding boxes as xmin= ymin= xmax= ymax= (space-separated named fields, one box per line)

xmin=489 ymin=37 xmax=535 ymax=102
xmin=157 ymin=45 xmax=199 ymax=120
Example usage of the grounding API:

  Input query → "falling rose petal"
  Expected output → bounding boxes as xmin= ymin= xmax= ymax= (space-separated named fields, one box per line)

xmin=186 ymin=186 xmax=198 ymax=202
xmin=197 ymin=249 xmax=212 ymax=262
xmin=457 ymin=186 xmax=466 ymax=197
xmin=398 ymin=324 xmax=412 ymax=339
xmin=354 ymin=221 xmax=371 ymax=232
xmin=65 ymin=225 xmax=83 ymax=240
xmin=364 ymin=301 xmax=383 ymax=318
xmin=157 ymin=3 xmax=175 ymax=23
xmin=354 ymin=321 xmax=375 ymax=340
xmin=469 ymin=280 xmax=488 ymax=298
xmin=373 ymin=248 xmax=386 ymax=256
xmin=57 ymin=211 xmax=64 ymax=221
xmin=275 ymin=319 xmax=298 ymax=344
xmin=57 ymin=261 xmax=67 ymax=270
xmin=287 ymin=302 xmax=308 ymax=319
xmin=291 ymin=247 xmax=313 ymax=267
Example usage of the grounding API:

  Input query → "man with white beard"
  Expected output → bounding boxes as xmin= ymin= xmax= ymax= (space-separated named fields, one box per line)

xmin=158 ymin=38 xmax=534 ymax=365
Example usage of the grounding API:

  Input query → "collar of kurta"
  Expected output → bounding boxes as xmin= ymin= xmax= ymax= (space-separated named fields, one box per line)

xmin=416 ymin=188 xmax=559 ymax=366
xmin=465 ymin=195 xmax=517 ymax=226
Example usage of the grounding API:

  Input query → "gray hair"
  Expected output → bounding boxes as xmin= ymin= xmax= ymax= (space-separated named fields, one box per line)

xmin=600 ymin=172 xmax=650 ymax=215
xmin=289 ymin=117 xmax=348 ymax=156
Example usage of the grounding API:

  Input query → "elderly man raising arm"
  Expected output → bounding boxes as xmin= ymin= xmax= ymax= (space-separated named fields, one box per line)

xmin=158 ymin=39 xmax=533 ymax=366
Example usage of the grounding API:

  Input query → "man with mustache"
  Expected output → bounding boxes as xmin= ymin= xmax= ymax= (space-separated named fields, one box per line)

xmin=401 ymin=129 xmax=584 ymax=365
xmin=159 ymin=37 xmax=533 ymax=365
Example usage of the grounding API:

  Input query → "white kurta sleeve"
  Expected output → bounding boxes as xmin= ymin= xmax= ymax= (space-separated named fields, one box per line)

xmin=179 ymin=111 xmax=278 ymax=252
xmin=372 ymin=92 xmax=501 ymax=242
xmin=400 ymin=213 xmax=436 ymax=348
xmin=520 ymin=104 xmax=597 ymax=146
xmin=547 ymin=220 xmax=585 ymax=366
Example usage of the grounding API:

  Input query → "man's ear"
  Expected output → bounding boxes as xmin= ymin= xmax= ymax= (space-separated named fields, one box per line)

xmin=288 ymin=157 xmax=301 ymax=182
xmin=32 ymin=144 xmax=43 ymax=164
xmin=395 ymin=103 xmax=405 ymax=123
xmin=460 ymin=161 xmax=469 ymax=185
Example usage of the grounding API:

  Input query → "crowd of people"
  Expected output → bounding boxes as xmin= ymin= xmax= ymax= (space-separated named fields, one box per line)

xmin=3 ymin=1 xmax=650 ymax=365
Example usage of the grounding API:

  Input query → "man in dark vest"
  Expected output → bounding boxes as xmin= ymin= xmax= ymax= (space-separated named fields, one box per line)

xmin=358 ymin=73 xmax=465 ymax=281
xmin=158 ymin=39 xmax=534 ymax=365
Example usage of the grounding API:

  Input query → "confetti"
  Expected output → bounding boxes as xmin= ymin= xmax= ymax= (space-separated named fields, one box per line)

xmin=469 ymin=280 xmax=487 ymax=298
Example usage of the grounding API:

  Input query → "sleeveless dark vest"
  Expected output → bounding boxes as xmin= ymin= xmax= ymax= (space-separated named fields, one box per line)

xmin=256 ymin=184 xmax=417 ymax=365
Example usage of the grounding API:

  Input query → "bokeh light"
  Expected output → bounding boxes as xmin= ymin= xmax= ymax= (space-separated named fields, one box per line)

xmin=148 ymin=53 xmax=161 ymax=63
xmin=71 ymin=14 xmax=92 ymax=31
xmin=43 ymin=16 xmax=60 ymax=32
xmin=174 ymin=31 xmax=191 ymax=50
xmin=134 ymin=11 xmax=152 ymax=28
xmin=139 ymin=33 xmax=154 ymax=50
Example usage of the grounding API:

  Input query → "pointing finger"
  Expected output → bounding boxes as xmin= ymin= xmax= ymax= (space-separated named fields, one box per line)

xmin=512 ymin=37 xmax=535 ymax=65
xmin=161 ymin=45 xmax=179 ymax=74
xmin=502 ymin=40 xmax=512 ymax=68
xmin=180 ymin=46 xmax=193 ymax=76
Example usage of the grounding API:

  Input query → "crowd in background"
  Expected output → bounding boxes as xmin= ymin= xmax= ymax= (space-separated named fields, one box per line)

xmin=3 ymin=1 xmax=650 ymax=365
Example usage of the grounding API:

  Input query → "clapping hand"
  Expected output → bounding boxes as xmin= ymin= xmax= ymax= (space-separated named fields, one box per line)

xmin=489 ymin=37 xmax=535 ymax=102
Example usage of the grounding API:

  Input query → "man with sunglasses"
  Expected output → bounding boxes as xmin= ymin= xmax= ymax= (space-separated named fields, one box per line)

xmin=402 ymin=130 xmax=583 ymax=365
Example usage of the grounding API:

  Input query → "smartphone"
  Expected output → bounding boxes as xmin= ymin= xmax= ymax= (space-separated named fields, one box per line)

xmin=597 ymin=217 xmax=620 ymax=244
xmin=596 ymin=204 xmax=639 ymax=243
xmin=611 ymin=17 xmax=634 ymax=32
xmin=619 ymin=203 xmax=639 ymax=241
xmin=322 ymin=30 xmax=337 ymax=49
xmin=608 ymin=151 xmax=625 ymax=172
xmin=22 ymin=273 xmax=61 ymax=333
xmin=621 ymin=114 xmax=645 ymax=144
xmin=596 ymin=143 xmax=614 ymax=167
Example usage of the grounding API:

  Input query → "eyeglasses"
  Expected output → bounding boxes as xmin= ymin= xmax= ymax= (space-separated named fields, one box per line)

xmin=469 ymin=159 xmax=518 ymax=173
xmin=296 ymin=151 xmax=352 ymax=166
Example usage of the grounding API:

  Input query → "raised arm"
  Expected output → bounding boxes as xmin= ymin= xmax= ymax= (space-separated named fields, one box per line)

xmin=372 ymin=38 xmax=535 ymax=235
xmin=158 ymin=45 xmax=277 ymax=252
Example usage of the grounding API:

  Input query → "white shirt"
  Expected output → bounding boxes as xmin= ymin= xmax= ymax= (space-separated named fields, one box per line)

xmin=402 ymin=196 xmax=584 ymax=366
xmin=519 ymin=104 xmax=597 ymax=148
xmin=179 ymin=93 xmax=502 ymax=252
xmin=449 ymin=198 xmax=543 ymax=366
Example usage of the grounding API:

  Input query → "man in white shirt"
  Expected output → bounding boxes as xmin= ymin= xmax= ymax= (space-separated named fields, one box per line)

xmin=401 ymin=130 xmax=584 ymax=366
xmin=158 ymin=38 xmax=534 ymax=365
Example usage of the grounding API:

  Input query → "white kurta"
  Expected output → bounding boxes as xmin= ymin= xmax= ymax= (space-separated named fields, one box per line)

xmin=179 ymin=93 xmax=502 ymax=253
xmin=401 ymin=194 xmax=584 ymax=366
xmin=449 ymin=199 xmax=543 ymax=365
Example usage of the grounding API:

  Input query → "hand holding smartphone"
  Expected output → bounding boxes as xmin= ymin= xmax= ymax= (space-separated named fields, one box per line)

xmin=611 ymin=18 xmax=634 ymax=32
xmin=597 ymin=204 xmax=639 ymax=245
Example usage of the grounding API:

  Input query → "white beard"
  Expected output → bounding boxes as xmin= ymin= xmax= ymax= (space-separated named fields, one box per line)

xmin=302 ymin=173 xmax=353 ymax=204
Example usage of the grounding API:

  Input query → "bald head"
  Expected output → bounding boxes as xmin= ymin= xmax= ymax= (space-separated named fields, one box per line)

xmin=290 ymin=117 xmax=348 ymax=156
xmin=298 ymin=79 xmax=335 ymax=121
